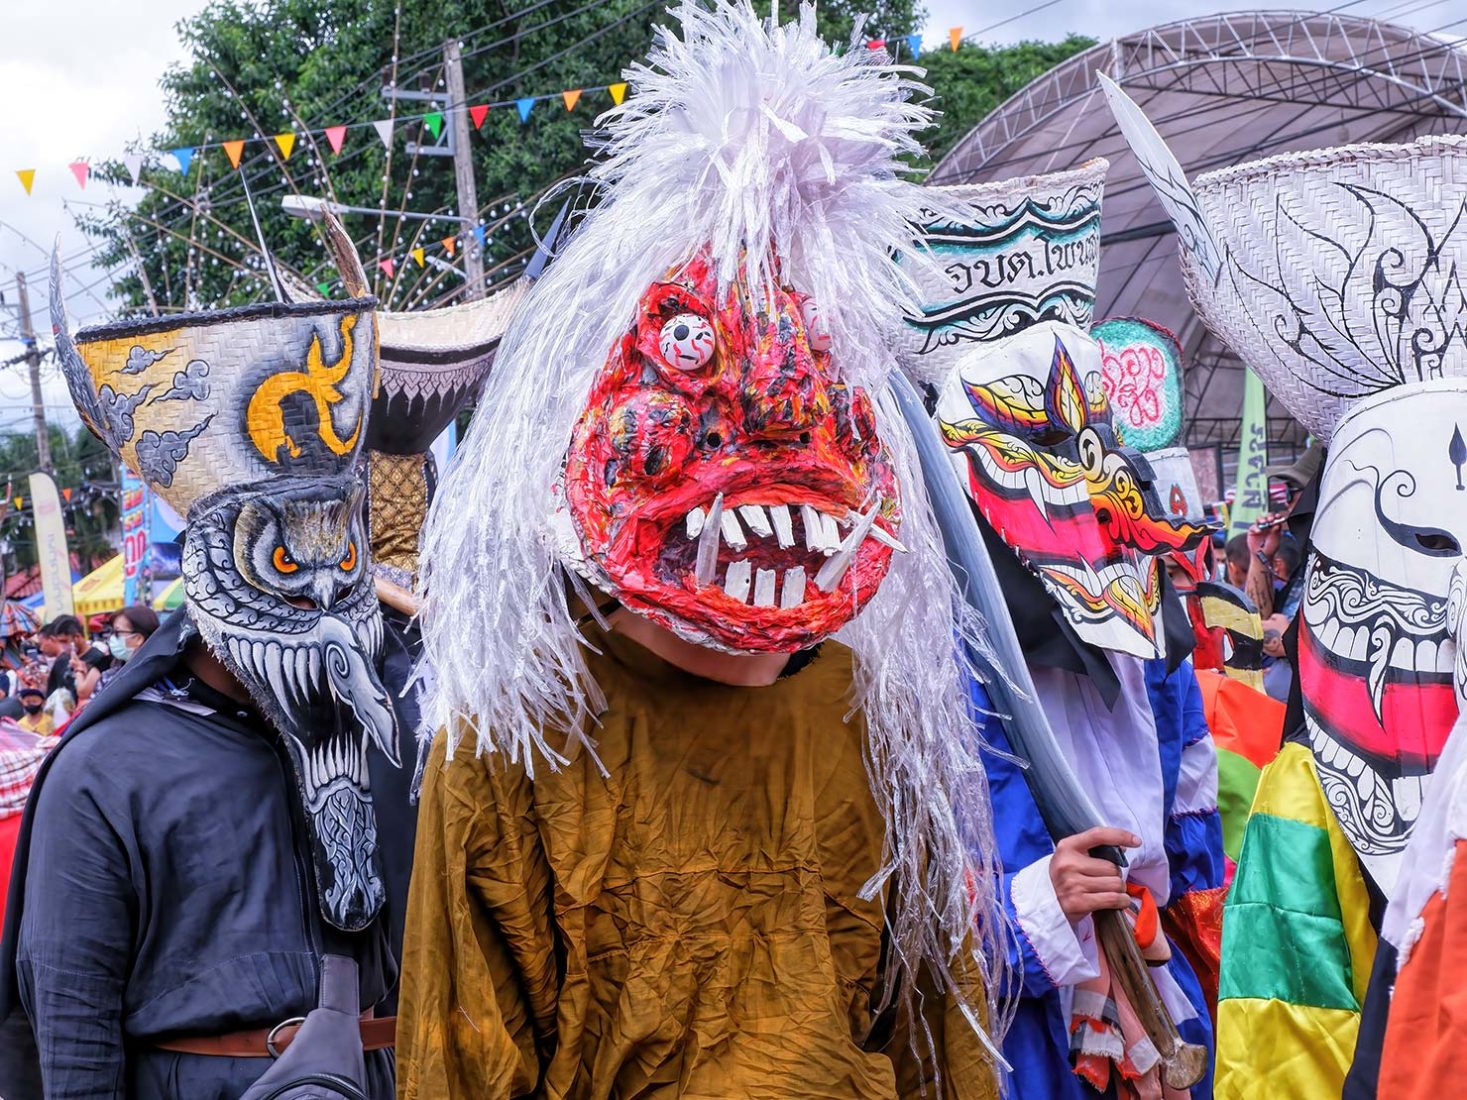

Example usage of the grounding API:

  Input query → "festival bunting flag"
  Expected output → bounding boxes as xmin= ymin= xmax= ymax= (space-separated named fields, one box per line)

xmin=223 ymin=140 xmax=246 ymax=169
xmin=68 ymin=161 xmax=89 ymax=189
xmin=411 ymin=247 xmax=425 ymax=267
xmin=469 ymin=104 xmax=489 ymax=130
xmin=16 ymin=169 xmax=34 ymax=195
xmin=324 ymin=125 xmax=347 ymax=153
xmin=315 ymin=280 xmax=332 ymax=295
xmin=473 ymin=225 xmax=487 ymax=248
xmin=516 ymin=97 xmax=536 ymax=122
xmin=563 ymin=88 xmax=582 ymax=111
xmin=949 ymin=26 xmax=963 ymax=50
xmin=273 ymin=132 xmax=296 ymax=160
xmin=906 ymin=33 xmax=921 ymax=55
xmin=373 ymin=119 xmax=394 ymax=149
xmin=170 ymin=147 xmax=195 ymax=174
xmin=378 ymin=257 xmax=395 ymax=278
xmin=424 ymin=111 xmax=444 ymax=140
xmin=866 ymin=38 xmax=885 ymax=50
xmin=442 ymin=235 xmax=456 ymax=257
xmin=609 ymin=82 xmax=628 ymax=105
xmin=123 ymin=155 xmax=143 ymax=185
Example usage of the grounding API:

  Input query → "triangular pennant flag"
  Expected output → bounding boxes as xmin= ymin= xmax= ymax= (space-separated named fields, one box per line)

xmin=324 ymin=125 xmax=347 ymax=154
xmin=562 ymin=88 xmax=582 ymax=111
xmin=866 ymin=38 xmax=886 ymax=50
xmin=473 ymin=225 xmax=487 ymax=248
xmin=373 ymin=119 xmax=394 ymax=149
xmin=274 ymin=132 xmax=296 ymax=160
xmin=378 ymin=257 xmax=396 ymax=279
xmin=315 ymin=280 xmax=332 ymax=295
xmin=608 ymin=82 xmax=628 ymax=105
xmin=442 ymin=236 xmax=457 ymax=257
xmin=516 ymin=97 xmax=536 ymax=123
xmin=949 ymin=26 xmax=962 ymax=51
xmin=411 ymin=247 xmax=425 ymax=268
xmin=906 ymin=34 xmax=922 ymax=56
xmin=469 ymin=104 xmax=489 ymax=130
xmin=223 ymin=140 xmax=246 ymax=169
xmin=123 ymin=154 xmax=143 ymax=185
xmin=170 ymin=147 xmax=195 ymax=174
xmin=15 ymin=170 xmax=34 ymax=195
xmin=61 ymin=488 xmax=71 ymax=503
xmin=423 ymin=111 xmax=444 ymax=140
xmin=68 ymin=161 xmax=89 ymax=189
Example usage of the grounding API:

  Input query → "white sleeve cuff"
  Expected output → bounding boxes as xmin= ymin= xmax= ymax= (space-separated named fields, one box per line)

xmin=1012 ymin=855 xmax=1101 ymax=988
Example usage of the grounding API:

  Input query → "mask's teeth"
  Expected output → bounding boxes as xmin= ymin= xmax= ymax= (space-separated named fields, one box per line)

xmin=739 ymin=504 xmax=773 ymax=539
xmin=695 ymin=493 xmax=724 ymax=586
xmin=769 ymin=503 xmax=795 ymax=548
xmin=753 ymin=567 xmax=778 ymax=608
xmin=815 ymin=505 xmax=879 ymax=593
xmin=724 ymin=558 xmax=752 ymax=603
xmin=818 ymin=511 xmax=841 ymax=555
xmin=686 ymin=506 xmax=706 ymax=540
xmin=720 ymin=506 xmax=748 ymax=552
xmin=801 ymin=504 xmax=823 ymax=553
xmin=845 ymin=509 xmax=907 ymax=553
xmin=780 ymin=566 xmax=807 ymax=609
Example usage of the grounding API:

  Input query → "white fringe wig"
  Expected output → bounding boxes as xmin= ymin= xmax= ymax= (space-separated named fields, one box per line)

xmin=417 ymin=0 xmax=1013 ymax=1073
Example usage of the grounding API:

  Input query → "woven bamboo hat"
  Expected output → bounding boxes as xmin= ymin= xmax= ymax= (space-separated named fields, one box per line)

xmin=898 ymin=158 xmax=1107 ymax=385
xmin=1102 ymin=74 xmax=1467 ymax=443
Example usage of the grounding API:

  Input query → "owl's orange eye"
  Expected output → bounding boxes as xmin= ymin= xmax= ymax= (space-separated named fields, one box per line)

xmin=272 ymin=546 xmax=298 ymax=574
xmin=340 ymin=541 xmax=357 ymax=572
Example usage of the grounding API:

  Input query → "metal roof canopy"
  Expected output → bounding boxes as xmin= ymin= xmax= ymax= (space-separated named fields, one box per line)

xmin=931 ymin=10 xmax=1467 ymax=459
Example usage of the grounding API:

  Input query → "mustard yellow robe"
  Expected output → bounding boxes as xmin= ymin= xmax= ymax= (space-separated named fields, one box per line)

xmin=397 ymin=630 xmax=997 ymax=1099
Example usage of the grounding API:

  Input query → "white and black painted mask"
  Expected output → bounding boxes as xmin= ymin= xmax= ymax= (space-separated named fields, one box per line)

xmin=51 ymin=250 xmax=398 ymax=931
xmin=1106 ymin=81 xmax=1467 ymax=893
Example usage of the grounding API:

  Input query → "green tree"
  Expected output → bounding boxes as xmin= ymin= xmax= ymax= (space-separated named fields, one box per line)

xmin=82 ymin=0 xmax=927 ymax=315
xmin=917 ymin=34 xmax=1096 ymax=169
xmin=0 ymin=425 xmax=119 ymax=577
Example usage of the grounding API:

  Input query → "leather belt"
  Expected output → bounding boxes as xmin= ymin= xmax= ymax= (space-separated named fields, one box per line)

xmin=152 ymin=1013 xmax=396 ymax=1058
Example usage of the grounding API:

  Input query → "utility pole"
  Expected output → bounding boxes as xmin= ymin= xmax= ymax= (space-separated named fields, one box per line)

xmin=13 ymin=272 xmax=52 ymax=472
xmin=443 ymin=40 xmax=484 ymax=299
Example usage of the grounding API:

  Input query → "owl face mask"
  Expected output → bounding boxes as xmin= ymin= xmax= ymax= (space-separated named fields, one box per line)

xmin=53 ymin=252 xmax=397 ymax=932
xmin=936 ymin=321 xmax=1207 ymax=659
xmin=562 ymin=252 xmax=902 ymax=652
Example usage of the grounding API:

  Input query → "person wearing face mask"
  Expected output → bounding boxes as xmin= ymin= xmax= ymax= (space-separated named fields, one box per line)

xmin=88 ymin=606 xmax=162 ymax=705
xmin=14 ymin=690 xmax=51 ymax=738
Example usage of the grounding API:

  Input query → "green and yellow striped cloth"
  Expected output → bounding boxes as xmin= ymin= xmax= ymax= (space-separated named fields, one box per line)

xmin=1216 ymin=742 xmax=1377 ymax=1099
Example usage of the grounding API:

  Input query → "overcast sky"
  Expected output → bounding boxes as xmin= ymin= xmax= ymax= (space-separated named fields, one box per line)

xmin=0 ymin=0 xmax=1461 ymax=433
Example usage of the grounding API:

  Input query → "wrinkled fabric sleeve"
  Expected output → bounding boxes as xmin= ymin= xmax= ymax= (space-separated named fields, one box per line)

xmin=396 ymin=732 xmax=559 ymax=1100
xmin=1004 ymin=859 xmax=1099 ymax=998
xmin=15 ymin=748 xmax=135 ymax=1100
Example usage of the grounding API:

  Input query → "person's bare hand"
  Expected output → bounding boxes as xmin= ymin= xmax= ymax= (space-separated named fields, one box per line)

xmin=1247 ymin=515 xmax=1284 ymax=557
xmin=1049 ymin=826 xmax=1140 ymax=923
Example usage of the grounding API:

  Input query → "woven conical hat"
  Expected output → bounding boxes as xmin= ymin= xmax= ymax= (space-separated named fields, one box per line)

xmin=1102 ymin=75 xmax=1467 ymax=443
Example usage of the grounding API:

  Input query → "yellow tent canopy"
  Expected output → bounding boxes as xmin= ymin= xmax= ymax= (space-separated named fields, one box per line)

xmin=152 ymin=576 xmax=184 ymax=612
xmin=72 ymin=554 xmax=124 ymax=619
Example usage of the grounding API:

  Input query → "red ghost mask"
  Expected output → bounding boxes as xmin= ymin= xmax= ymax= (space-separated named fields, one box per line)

xmin=563 ymin=253 xmax=901 ymax=652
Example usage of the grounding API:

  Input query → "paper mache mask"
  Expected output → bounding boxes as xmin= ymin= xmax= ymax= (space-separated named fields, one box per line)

xmin=935 ymin=321 xmax=1207 ymax=660
xmin=1104 ymin=77 xmax=1467 ymax=891
xmin=51 ymin=248 xmax=397 ymax=932
xmin=1093 ymin=317 xmax=1185 ymax=454
xmin=562 ymin=252 xmax=902 ymax=653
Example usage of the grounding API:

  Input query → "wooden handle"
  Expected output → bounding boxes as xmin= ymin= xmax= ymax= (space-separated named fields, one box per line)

xmin=1093 ymin=907 xmax=1207 ymax=1089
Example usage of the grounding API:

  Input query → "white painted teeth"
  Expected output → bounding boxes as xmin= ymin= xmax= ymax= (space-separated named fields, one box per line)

xmin=769 ymin=504 xmax=794 ymax=548
xmin=739 ymin=504 xmax=773 ymax=538
xmin=720 ymin=508 xmax=747 ymax=551
xmin=801 ymin=504 xmax=823 ymax=552
xmin=815 ymin=504 xmax=878 ymax=593
xmin=686 ymin=507 xmax=706 ymax=539
xmin=780 ymin=566 xmax=806 ymax=609
xmin=844 ymin=510 xmax=906 ymax=553
xmin=695 ymin=493 xmax=724 ymax=586
xmin=754 ymin=568 xmax=778 ymax=608
xmin=724 ymin=559 xmax=752 ymax=603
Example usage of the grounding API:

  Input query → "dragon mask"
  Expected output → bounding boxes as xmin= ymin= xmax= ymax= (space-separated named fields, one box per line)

xmin=562 ymin=253 xmax=901 ymax=653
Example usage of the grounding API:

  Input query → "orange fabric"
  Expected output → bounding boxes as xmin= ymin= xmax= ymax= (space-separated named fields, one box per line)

xmin=397 ymin=632 xmax=996 ymax=1099
xmin=1379 ymin=838 xmax=1467 ymax=1098
xmin=1195 ymin=669 xmax=1284 ymax=770
xmin=1162 ymin=885 xmax=1226 ymax=1022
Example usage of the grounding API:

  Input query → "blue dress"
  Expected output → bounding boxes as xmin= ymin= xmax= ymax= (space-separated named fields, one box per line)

xmin=979 ymin=656 xmax=1224 ymax=1099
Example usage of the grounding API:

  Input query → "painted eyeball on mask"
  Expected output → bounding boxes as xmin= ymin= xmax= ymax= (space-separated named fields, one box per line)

xmin=658 ymin=313 xmax=715 ymax=371
xmin=800 ymin=298 xmax=833 ymax=352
